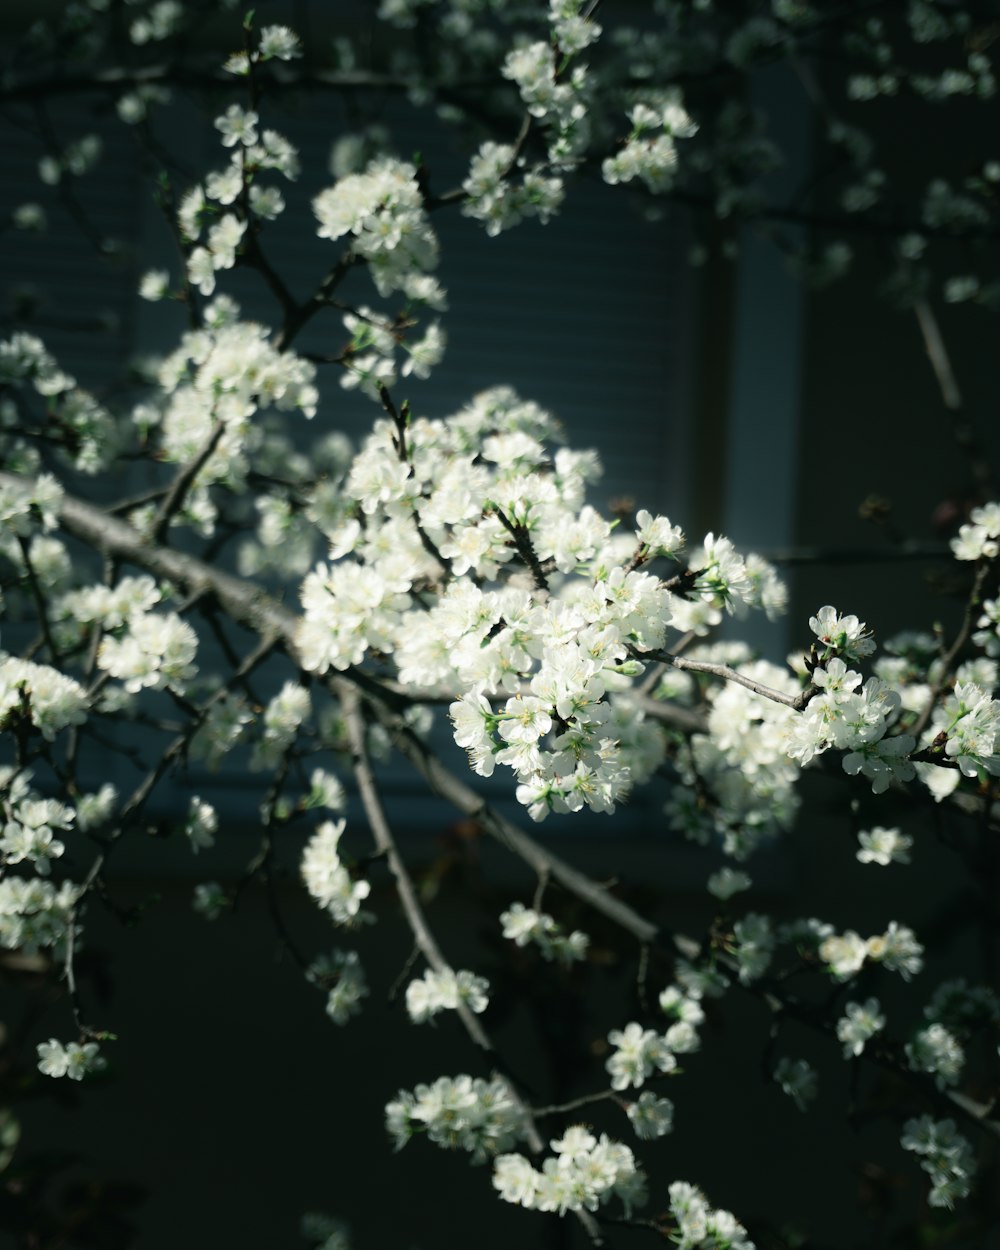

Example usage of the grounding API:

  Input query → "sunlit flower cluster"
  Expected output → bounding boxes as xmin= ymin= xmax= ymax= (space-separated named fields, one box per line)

xmin=493 ymin=1126 xmax=646 ymax=1217
xmin=313 ymin=158 xmax=444 ymax=306
xmin=5 ymin=7 xmax=1000 ymax=1238
xmin=386 ymin=1074 xmax=527 ymax=1162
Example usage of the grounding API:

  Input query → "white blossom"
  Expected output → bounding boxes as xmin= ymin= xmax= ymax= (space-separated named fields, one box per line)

xmin=301 ymin=820 xmax=371 ymax=926
xmin=836 ymin=998 xmax=886 ymax=1057
xmin=627 ymin=1091 xmax=674 ymax=1139
xmin=387 ymin=1074 xmax=527 ymax=1162
xmin=856 ymin=825 xmax=912 ymax=865
xmin=605 ymin=1022 xmax=676 ymax=1091
xmin=37 ymin=1038 xmax=106 ymax=1081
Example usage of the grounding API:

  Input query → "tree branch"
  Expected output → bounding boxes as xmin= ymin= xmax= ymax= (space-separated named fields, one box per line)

xmin=639 ymin=647 xmax=813 ymax=712
xmin=149 ymin=418 xmax=227 ymax=543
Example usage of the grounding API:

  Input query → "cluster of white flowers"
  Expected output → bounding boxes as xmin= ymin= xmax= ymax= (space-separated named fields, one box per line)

xmin=549 ymin=0 xmax=601 ymax=56
xmin=461 ymin=141 xmax=565 ymax=237
xmin=690 ymin=533 xmax=783 ymax=620
xmin=626 ymin=1090 xmax=675 ymax=1139
xmin=906 ymin=1023 xmax=964 ymax=1088
xmin=931 ymin=680 xmax=1000 ymax=777
xmin=296 ymin=385 xmax=782 ymax=822
xmin=97 ymin=611 xmax=198 ymax=694
xmin=313 ymin=158 xmax=444 ymax=306
xmin=951 ymin=502 xmax=1000 ymax=561
xmin=1 ymin=786 xmax=73 ymax=876
xmin=36 ymin=1038 xmax=106 ymax=1081
xmin=252 ymin=682 xmax=312 ymax=769
xmin=15 ymin=534 xmax=69 ymax=594
xmin=809 ymin=605 xmax=877 ymax=661
xmin=308 ymin=950 xmax=369 ymax=1025
xmin=856 ymin=825 xmax=912 ymax=865
xmin=159 ymin=298 xmax=318 ymax=422
xmin=668 ymin=1180 xmax=755 ymax=1250
xmin=338 ymin=307 xmax=446 ymax=399
xmin=185 ymin=109 xmax=250 ymax=281
xmin=147 ymin=300 xmax=318 ymax=531
xmin=500 ymin=901 xmax=589 ymax=965
xmin=0 ymin=462 xmax=63 ymax=533
xmin=0 ymin=876 xmax=78 ymax=953
xmin=56 ymin=575 xmax=161 ymax=636
xmin=405 ymin=967 xmax=490 ymax=1023
xmin=900 ymin=1116 xmax=975 ymax=1208
xmin=187 ymin=216 xmax=245 ymax=297
xmin=659 ymin=983 xmax=706 ymax=1026
xmin=8 ymin=12 xmax=1000 ymax=1228
xmin=836 ymin=997 xmax=885 ymax=1057
xmin=180 ymin=101 xmax=299 ymax=295
xmin=671 ymin=653 xmax=800 ymax=859
xmin=973 ymin=596 xmax=1000 ymax=657
xmin=300 ymin=820 xmax=371 ymax=925
xmin=502 ymin=41 xmax=590 ymax=166
xmin=0 ymin=335 xmax=115 ymax=474
xmin=223 ymin=22 xmax=302 ymax=74
xmin=786 ymin=647 xmax=916 ymax=794
xmin=818 ymin=921 xmax=923 ymax=981
xmin=606 ymin=1022 xmax=678 ymax=1091
xmin=386 ymin=1074 xmax=527 ymax=1161
xmin=0 ymin=657 xmax=88 ymax=740
xmin=603 ymin=96 xmax=698 ymax=192
xmin=605 ymin=992 xmax=704 ymax=1096
xmin=494 ymin=1125 xmax=646 ymax=1217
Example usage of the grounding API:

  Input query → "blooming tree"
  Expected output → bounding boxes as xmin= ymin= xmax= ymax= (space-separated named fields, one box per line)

xmin=1 ymin=2 xmax=1000 ymax=1246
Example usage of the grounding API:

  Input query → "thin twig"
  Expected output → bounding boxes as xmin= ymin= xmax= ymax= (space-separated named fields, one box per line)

xmin=16 ymin=536 xmax=61 ymax=663
xmin=149 ymin=418 xmax=227 ymax=543
xmin=639 ymin=648 xmax=813 ymax=712
xmin=492 ymin=505 xmax=549 ymax=593
xmin=914 ymin=297 xmax=962 ymax=412
xmin=910 ymin=561 xmax=992 ymax=742
xmin=534 ymin=1091 xmax=623 ymax=1119
xmin=339 ymin=681 xmax=544 ymax=1153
